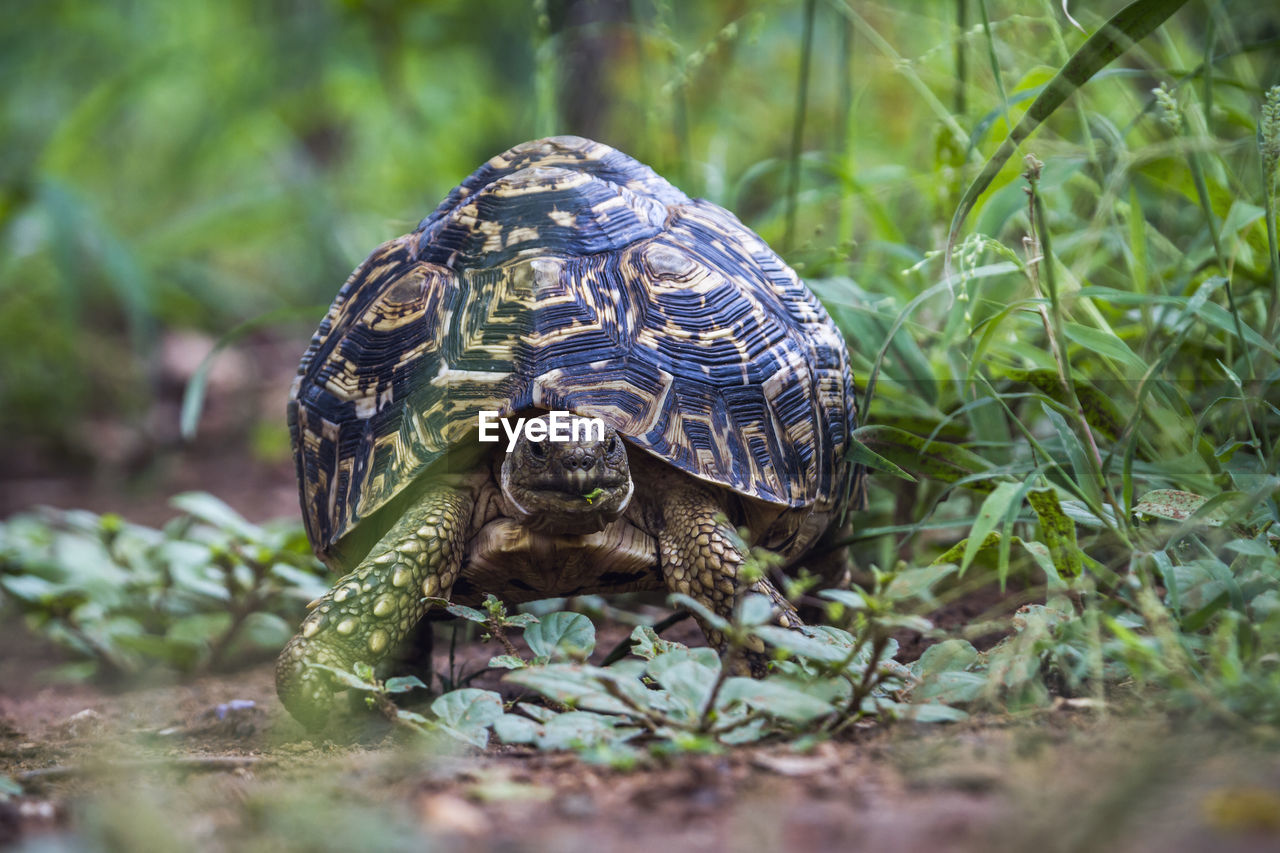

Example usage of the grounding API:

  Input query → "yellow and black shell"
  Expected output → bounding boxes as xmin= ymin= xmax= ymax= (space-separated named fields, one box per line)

xmin=290 ymin=136 xmax=858 ymax=566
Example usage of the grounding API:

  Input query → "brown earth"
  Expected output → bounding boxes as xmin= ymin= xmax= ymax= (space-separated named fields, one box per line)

xmin=4 ymin=642 xmax=1280 ymax=853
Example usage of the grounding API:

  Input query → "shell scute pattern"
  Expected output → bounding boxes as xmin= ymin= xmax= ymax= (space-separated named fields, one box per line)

xmin=419 ymin=165 xmax=668 ymax=269
xmin=290 ymin=136 xmax=857 ymax=563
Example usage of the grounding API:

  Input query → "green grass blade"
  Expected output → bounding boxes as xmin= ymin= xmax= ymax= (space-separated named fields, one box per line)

xmin=846 ymin=437 xmax=917 ymax=483
xmin=962 ymin=481 xmax=1021 ymax=575
xmin=180 ymin=305 xmax=325 ymax=440
xmin=975 ymin=0 xmax=1009 ymax=133
xmin=944 ymin=0 xmax=1191 ymax=278
xmin=851 ymin=424 xmax=1000 ymax=493
xmin=783 ymin=0 xmax=817 ymax=253
xmin=954 ymin=0 xmax=969 ymax=116
xmin=1042 ymin=401 xmax=1103 ymax=510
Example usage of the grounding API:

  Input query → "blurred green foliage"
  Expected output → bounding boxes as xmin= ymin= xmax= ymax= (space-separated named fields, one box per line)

xmin=9 ymin=0 xmax=1266 ymax=453
xmin=0 ymin=494 xmax=326 ymax=678
xmin=2 ymin=0 xmax=542 ymax=446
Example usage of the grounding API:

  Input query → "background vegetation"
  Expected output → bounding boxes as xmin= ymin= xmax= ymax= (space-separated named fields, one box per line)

xmin=2 ymin=0 xmax=1280 ymax=841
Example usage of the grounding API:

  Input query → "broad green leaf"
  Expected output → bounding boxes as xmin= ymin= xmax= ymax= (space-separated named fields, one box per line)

xmin=629 ymin=625 xmax=686 ymax=660
xmin=1250 ymin=589 xmax=1280 ymax=619
xmin=504 ymin=665 xmax=631 ymax=715
xmin=1223 ymin=538 xmax=1276 ymax=558
xmin=488 ymin=655 xmax=527 ymax=670
xmin=717 ymin=716 xmax=770 ymax=744
xmin=910 ymin=670 xmax=988 ymax=705
xmin=167 ymin=612 xmax=233 ymax=645
xmin=818 ymin=588 xmax=868 ymax=610
xmin=445 ymin=604 xmax=488 ymax=623
xmin=532 ymin=712 xmax=640 ymax=751
xmin=168 ymin=559 xmax=233 ymax=602
xmin=493 ymin=713 xmax=540 ymax=745
xmin=112 ymin=633 xmax=203 ymax=669
xmin=588 ymin=661 xmax=653 ymax=709
xmin=169 ymin=492 xmax=263 ymax=540
xmin=431 ymin=688 xmax=504 ymax=748
xmin=650 ymin=658 xmax=718 ymax=720
xmin=269 ymin=563 xmax=329 ymax=600
xmin=736 ymin=593 xmax=775 ymax=627
xmin=875 ymin=614 xmax=935 ymax=633
xmin=517 ymin=702 xmax=556 ymax=723
xmin=912 ymin=639 xmax=980 ymax=677
xmin=647 ymin=647 xmax=721 ymax=683
xmin=896 ymin=702 xmax=969 ymax=723
xmin=229 ymin=612 xmax=292 ymax=653
xmin=384 ymin=675 xmax=427 ymax=693
xmin=752 ymin=625 xmax=859 ymax=665
xmin=0 ymin=574 xmax=60 ymax=603
xmin=523 ymin=612 xmax=595 ymax=660
xmin=1163 ymin=558 xmax=1239 ymax=621
xmin=717 ymin=677 xmax=835 ymax=724
xmin=1133 ymin=489 xmax=1217 ymax=523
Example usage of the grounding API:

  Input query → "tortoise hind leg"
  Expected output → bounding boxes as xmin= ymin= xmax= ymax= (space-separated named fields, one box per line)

xmin=276 ymin=485 xmax=473 ymax=729
xmin=651 ymin=475 xmax=801 ymax=676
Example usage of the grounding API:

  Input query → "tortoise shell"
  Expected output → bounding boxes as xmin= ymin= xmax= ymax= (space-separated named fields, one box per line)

xmin=289 ymin=136 xmax=857 ymax=567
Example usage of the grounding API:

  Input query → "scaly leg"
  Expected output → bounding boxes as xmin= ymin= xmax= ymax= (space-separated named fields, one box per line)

xmin=276 ymin=485 xmax=473 ymax=728
xmin=654 ymin=478 xmax=801 ymax=675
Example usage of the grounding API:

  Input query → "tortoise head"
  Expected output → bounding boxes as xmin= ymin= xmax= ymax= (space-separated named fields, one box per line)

xmin=499 ymin=414 xmax=634 ymax=534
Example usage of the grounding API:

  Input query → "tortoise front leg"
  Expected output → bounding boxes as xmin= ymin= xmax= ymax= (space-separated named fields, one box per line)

xmin=654 ymin=478 xmax=801 ymax=675
xmin=276 ymin=486 xmax=474 ymax=729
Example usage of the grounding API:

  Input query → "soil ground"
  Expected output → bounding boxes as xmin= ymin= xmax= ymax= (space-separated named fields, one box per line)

xmin=4 ymin=644 xmax=1280 ymax=853
xmin=4 ymin=342 xmax=1280 ymax=851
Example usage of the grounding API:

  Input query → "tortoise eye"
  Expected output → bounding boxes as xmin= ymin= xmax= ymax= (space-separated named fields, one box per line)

xmin=606 ymin=434 xmax=618 ymax=453
xmin=528 ymin=440 xmax=549 ymax=459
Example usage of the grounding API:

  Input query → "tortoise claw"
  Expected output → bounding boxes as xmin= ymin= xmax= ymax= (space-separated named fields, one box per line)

xmin=275 ymin=634 xmax=353 ymax=731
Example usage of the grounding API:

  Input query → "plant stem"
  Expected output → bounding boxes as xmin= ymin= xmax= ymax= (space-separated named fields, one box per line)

xmin=1263 ymin=149 xmax=1280 ymax=341
xmin=954 ymin=0 xmax=968 ymax=117
xmin=830 ymin=630 xmax=889 ymax=734
xmin=1025 ymin=160 xmax=1128 ymax=539
xmin=784 ymin=0 xmax=817 ymax=253
xmin=697 ymin=655 xmax=733 ymax=733
xmin=488 ymin=614 xmax=520 ymax=658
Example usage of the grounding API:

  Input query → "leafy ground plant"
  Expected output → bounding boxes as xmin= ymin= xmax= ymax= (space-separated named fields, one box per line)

xmin=324 ymin=547 xmax=974 ymax=765
xmin=0 ymin=493 xmax=327 ymax=679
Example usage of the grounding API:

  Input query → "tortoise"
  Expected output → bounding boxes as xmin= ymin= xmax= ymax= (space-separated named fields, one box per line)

xmin=276 ymin=135 xmax=861 ymax=728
